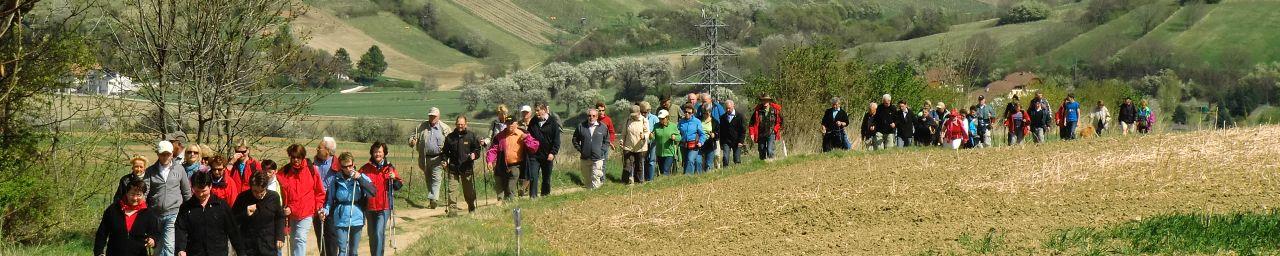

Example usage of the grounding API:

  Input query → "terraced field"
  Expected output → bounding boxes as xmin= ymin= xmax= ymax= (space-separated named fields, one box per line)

xmin=452 ymin=0 xmax=559 ymax=45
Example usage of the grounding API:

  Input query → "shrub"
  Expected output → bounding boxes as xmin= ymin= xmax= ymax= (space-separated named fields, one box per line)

xmin=346 ymin=117 xmax=403 ymax=143
xmin=999 ymin=1 xmax=1052 ymax=25
xmin=1172 ymin=105 xmax=1189 ymax=124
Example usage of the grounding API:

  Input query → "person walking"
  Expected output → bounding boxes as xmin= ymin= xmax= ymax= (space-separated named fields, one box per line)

xmin=205 ymin=156 xmax=242 ymax=207
xmin=181 ymin=144 xmax=206 ymax=178
xmin=1091 ymin=100 xmax=1111 ymax=136
xmin=526 ymin=103 xmax=560 ymax=198
xmin=914 ymin=103 xmax=935 ymax=146
xmin=821 ymin=97 xmax=850 ymax=152
xmin=233 ymin=171 xmax=287 ymax=256
xmin=749 ymin=94 xmax=784 ymax=160
xmin=314 ymin=137 xmax=340 ymax=184
xmin=677 ymin=104 xmax=706 ymax=174
xmin=1137 ymin=99 xmax=1154 ymax=134
xmin=621 ymin=105 xmax=651 ymax=184
xmin=95 ymin=176 xmax=161 ymax=256
xmin=695 ymin=93 xmax=726 ymax=125
xmin=486 ymin=118 xmax=540 ymax=199
xmin=1118 ymin=98 xmax=1137 ymax=135
xmin=932 ymin=102 xmax=949 ymax=146
xmin=698 ymin=107 xmax=719 ymax=171
xmin=490 ymin=105 xmax=510 ymax=142
xmin=973 ymin=95 xmax=994 ymax=147
xmin=642 ymin=101 xmax=661 ymax=181
xmin=229 ymin=143 xmax=264 ymax=187
xmin=717 ymin=100 xmax=745 ymax=168
xmin=895 ymin=100 xmax=916 ymax=147
xmin=593 ymin=102 xmax=617 ymax=187
xmin=443 ymin=116 xmax=482 ymax=212
xmin=409 ymin=107 xmax=449 ymax=209
xmin=277 ymin=144 xmax=326 ymax=256
xmin=359 ymin=142 xmax=401 ymax=256
xmin=113 ymin=155 xmax=149 ymax=202
xmin=1029 ymin=101 xmax=1053 ymax=143
xmin=872 ymin=94 xmax=896 ymax=150
xmin=145 ymin=140 xmax=191 ymax=256
xmin=652 ymin=110 xmax=680 ymax=177
xmin=323 ymin=152 xmax=375 ymax=256
xmin=1005 ymin=102 xmax=1030 ymax=145
xmin=860 ymin=102 xmax=877 ymax=150
xmin=572 ymin=109 xmax=609 ymax=188
xmin=943 ymin=110 xmax=969 ymax=150
xmin=175 ymin=171 xmax=240 ymax=256
xmin=1060 ymin=95 xmax=1081 ymax=140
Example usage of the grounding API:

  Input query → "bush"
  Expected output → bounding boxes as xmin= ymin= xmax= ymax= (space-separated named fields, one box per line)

xmin=1172 ymin=105 xmax=1189 ymax=124
xmin=999 ymin=1 xmax=1052 ymax=25
xmin=346 ymin=117 xmax=403 ymax=143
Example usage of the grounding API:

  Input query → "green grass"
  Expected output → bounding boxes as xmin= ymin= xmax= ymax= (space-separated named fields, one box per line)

xmin=306 ymin=90 xmax=465 ymax=120
xmin=342 ymin=11 xmax=478 ymax=68
xmin=512 ymin=0 xmax=687 ymax=31
xmin=1169 ymin=0 xmax=1280 ymax=65
xmin=1044 ymin=211 xmax=1280 ymax=255
xmin=1040 ymin=2 xmax=1179 ymax=67
xmin=432 ymin=0 xmax=551 ymax=66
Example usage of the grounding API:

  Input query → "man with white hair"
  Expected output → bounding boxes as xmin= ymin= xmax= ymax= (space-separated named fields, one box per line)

xmin=871 ymin=94 xmax=897 ymax=150
xmin=146 ymin=140 xmax=192 ymax=256
xmin=718 ymin=100 xmax=746 ymax=167
xmin=409 ymin=107 xmax=450 ymax=208
xmin=695 ymin=93 xmax=726 ymax=125
xmin=573 ymin=108 xmax=609 ymax=189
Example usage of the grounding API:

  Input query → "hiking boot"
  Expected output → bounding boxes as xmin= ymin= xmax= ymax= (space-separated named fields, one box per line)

xmin=428 ymin=200 xmax=438 ymax=209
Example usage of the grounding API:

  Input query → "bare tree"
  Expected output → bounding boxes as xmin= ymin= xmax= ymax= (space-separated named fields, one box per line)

xmin=110 ymin=0 xmax=324 ymax=151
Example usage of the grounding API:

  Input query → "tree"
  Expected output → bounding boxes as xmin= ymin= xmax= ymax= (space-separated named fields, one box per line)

xmin=999 ymin=1 xmax=1051 ymax=25
xmin=614 ymin=57 xmax=671 ymax=102
xmin=541 ymin=62 xmax=587 ymax=103
xmin=509 ymin=70 xmax=552 ymax=104
xmin=958 ymin=33 xmax=998 ymax=85
xmin=111 ymin=0 xmax=321 ymax=151
xmin=578 ymin=58 xmax=621 ymax=88
xmin=1172 ymin=105 xmax=1189 ymax=125
xmin=355 ymin=45 xmax=388 ymax=84
xmin=334 ymin=48 xmax=353 ymax=77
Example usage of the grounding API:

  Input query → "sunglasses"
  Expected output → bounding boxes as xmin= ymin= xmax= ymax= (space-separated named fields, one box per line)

xmin=235 ymin=150 xmax=247 ymax=154
xmin=186 ymin=151 xmax=199 ymax=154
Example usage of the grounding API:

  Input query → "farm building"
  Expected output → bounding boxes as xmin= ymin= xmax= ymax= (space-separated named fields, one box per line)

xmin=79 ymin=69 xmax=137 ymax=95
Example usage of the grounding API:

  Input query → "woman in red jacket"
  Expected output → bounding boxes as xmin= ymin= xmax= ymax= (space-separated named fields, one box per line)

xmin=943 ymin=110 xmax=969 ymax=150
xmin=359 ymin=141 xmax=402 ymax=256
xmin=1004 ymin=102 xmax=1031 ymax=145
xmin=276 ymin=144 xmax=326 ymax=256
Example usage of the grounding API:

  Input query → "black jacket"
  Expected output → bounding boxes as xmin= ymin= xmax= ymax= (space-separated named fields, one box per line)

xmin=1030 ymin=107 xmax=1053 ymax=128
xmin=176 ymin=195 xmax=239 ymax=256
xmin=528 ymin=114 xmax=561 ymax=160
xmin=94 ymin=203 xmax=162 ymax=256
xmin=1118 ymin=103 xmax=1137 ymax=123
xmin=860 ymin=112 xmax=875 ymax=139
xmin=232 ymin=190 xmax=285 ymax=256
xmin=112 ymin=173 xmax=145 ymax=202
xmin=895 ymin=109 xmax=915 ymax=137
xmin=820 ymin=107 xmax=850 ymax=133
xmin=874 ymin=103 xmax=896 ymax=134
xmin=443 ymin=129 xmax=482 ymax=175
xmin=718 ymin=111 xmax=746 ymax=146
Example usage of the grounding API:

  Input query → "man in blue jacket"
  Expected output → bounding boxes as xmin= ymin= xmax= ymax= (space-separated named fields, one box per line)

xmin=677 ymin=104 xmax=706 ymax=174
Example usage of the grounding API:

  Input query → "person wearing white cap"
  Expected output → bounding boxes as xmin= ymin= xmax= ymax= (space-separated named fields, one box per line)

xmin=145 ymin=140 xmax=191 ymax=256
xmin=651 ymin=109 xmax=680 ymax=176
xmin=409 ymin=107 xmax=450 ymax=208
xmin=518 ymin=105 xmax=533 ymax=129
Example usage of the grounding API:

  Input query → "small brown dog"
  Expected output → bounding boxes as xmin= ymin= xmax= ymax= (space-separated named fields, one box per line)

xmin=1078 ymin=124 xmax=1096 ymax=138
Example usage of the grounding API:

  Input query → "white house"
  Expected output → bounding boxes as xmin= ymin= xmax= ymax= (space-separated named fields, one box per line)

xmin=81 ymin=69 xmax=137 ymax=95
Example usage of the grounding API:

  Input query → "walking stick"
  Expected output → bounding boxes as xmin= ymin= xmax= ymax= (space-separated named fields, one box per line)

xmin=387 ymin=175 xmax=399 ymax=254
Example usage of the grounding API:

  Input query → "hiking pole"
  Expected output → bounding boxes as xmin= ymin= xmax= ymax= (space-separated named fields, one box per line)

xmin=387 ymin=175 xmax=399 ymax=254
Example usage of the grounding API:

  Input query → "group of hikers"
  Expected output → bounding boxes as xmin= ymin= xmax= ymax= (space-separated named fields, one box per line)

xmin=833 ymin=92 xmax=1156 ymax=151
xmin=94 ymin=90 xmax=1156 ymax=256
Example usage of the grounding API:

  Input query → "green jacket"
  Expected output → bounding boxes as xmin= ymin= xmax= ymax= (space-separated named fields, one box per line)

xmin=653 ymin=122 xmax=680 ymax=157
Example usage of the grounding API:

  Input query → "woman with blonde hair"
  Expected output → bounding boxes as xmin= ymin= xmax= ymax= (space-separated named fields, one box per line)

xmin=182 ymin=144 xmax=208 ymax=177
xmin=490 ymin=104 xmax=510 ymax=143
xmin=113 ymin=155 xmax=150 ymax=201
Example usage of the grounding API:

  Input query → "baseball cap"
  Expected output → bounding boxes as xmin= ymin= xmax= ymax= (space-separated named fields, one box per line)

xmin=156 ymin=140 xmax=174 ymax=154
xmin=657 ymin=110 xmax=669 ymax=119
xmin=428 ymin=107 xmax=441 ymax=117
xmin=520 ymin=105 xmax=532 ymax=113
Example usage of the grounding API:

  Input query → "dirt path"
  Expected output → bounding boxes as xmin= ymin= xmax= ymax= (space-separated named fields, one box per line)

xmin=302 ymin=187 xmax=584 ymax=255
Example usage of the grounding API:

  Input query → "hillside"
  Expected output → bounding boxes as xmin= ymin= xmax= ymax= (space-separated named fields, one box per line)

xmin=853 ymin=0 xmax=1280 ymax=73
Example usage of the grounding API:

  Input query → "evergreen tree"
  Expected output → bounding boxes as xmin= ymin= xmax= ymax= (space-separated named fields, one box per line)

xmin=355 ymin=45 xmax=387 ymax=84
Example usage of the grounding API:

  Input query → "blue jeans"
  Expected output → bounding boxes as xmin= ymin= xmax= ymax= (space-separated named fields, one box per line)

xmin=658 ymin=156 xmax=674 ymax=176
xmin=365 ymin=210 xmax=390 ymax=256
xmin=758 ymin=136 xmax=776 ymax=160
xmin=721 ymin=142 xmax=742 ymax=166
xmin=289 ymin=216 xmax=313 ymax=256
xmin=682 ymin=148 xmax=702 ymax=174
xmin=699 ymin=145 xmax=716 ymax=171
xmin=157 ymin=213 xmax=177 ymax=256
xmin=333 ymin=224 xmax=363 ymax=256
xmin=645 ymin=141 xmax=657 ymax=181
xmin=1065 ymin=120 xmax=1078 ymax=140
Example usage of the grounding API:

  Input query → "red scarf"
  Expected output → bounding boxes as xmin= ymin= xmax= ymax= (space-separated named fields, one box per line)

xmin=119 ymin=200 xmax=148 ymax=232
